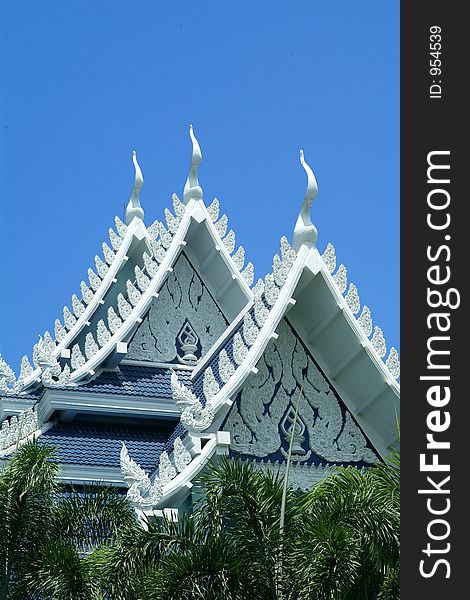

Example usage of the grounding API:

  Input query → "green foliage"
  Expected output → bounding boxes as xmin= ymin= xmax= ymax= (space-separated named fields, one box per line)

xmin=0 ymin=442 xmax=400 ymax=600
xmin=0 ymin=441 xmax=136 ymax=599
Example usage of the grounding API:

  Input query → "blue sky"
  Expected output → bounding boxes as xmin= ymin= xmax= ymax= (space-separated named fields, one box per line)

xmin=0 ymin=1 xmax=399 ymax=373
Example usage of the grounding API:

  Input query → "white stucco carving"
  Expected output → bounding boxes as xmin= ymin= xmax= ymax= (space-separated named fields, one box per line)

xmin=0 ymin=354 xmax=16 ymax=393
xmin=117 ymin=293 xmax=132 ymax=320
xmin=207 ymin=198 xmax=220 ymax=222
xmin=126 ymin=280 xmax=142 ymax=307
xmin=253 ymin=296 xmax=269 ymax=328
xmin=143 ymin=252 xmax=158 ymax=277
xmin=386 ymin=347 xmax=400 ymax=379
xmin=333 ymin=264 xmax=347 ymax=294
xmin=219 ymin=349 xmax=236 ymax=383
xmin=164 ymin=208 xmax=180 ymax=234
xmin=71 ymin=294 xmax=85 ymax=318
xmin=357 ymin=306 xmax=372 ymax=337
xmin=109 ymin=228 xmax=122 ymax=251
xmin=264 ymin=273 xmax=280 ymax=307
xmin=173 ymin=437 xmax=192 ymax=472
xmin=242 ymin=312 xmax=259 ymax=347
xmin=172 ymin=193 xmax=186 ymax=219
xmin=158 ymin=222 xmax=173 ymax=249
xmin=171 ymin=371 xmax=214 ymax=431
xmin=120 ymin=434 xmax=193 ymax=509
xmin=135 ymin=266 xmax=150 ymax=292
xmin=215 ymin=214 xmax=228 ymax=238
xmin=345 ymin=283 xmax=360 ymax=315
xmin=241 ymin=262 xmax=254 ymax=286
xmin=127 ymin=255 xmax=227 ymax=364
xmin=71 ymin=344 xmax=85 ymax=370
xmin=85 ymin=332 xmax=99 ymax=360
xmin=102 ymin=242 xmax=115 ymax=265
xmin=97 ymin=319 xmax=111 ymax=347
xmin=371 ymin=326 xmax=386 ymax=358
xmin=80 ymin=281 xmax=94 ymax=305
xmin=94 ymin=255 xmax=109 ymax=278
xmin=321 ymin=243 xmax=336 ymax=273
xmin=232 ymin=332 xmax=249 ymax=366
xmin=88 ymin=268 xmax=101 ymax=292
xmin=225 ymin=319 xmax=377 ymax=464
xmin=63 ymin=306 xmax=77 ymax=331
xmin=54 ymin=319 xmax=67 ymax=342
xmin=114 ymin=215 xmax=128 ymax=238
xmin=107 ymin=306 xmax=123 ymax=334
xmin=232 ymin=246 xmax=245 ymax=270
xmin=203 ymin=367 xmax=220 ymax=401
xmin=223 ymin=230 xmax=236 ymax=254
xmin=0 ymin=407 xmax=39 ymax=451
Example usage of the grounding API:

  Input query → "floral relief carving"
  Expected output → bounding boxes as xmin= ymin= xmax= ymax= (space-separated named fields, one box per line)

xmin=80 ymin=281 xmax=94 ymax=305
xmin=241 ymin=262 xmax=254 ymax=286
xmin=172 ymin=193 xmax=186 ymax=219
xmin=345 ymin=283 xmax=360 ymax=315
xmin=88 ymin=268 xmax=101 ymax=292
xmin=127 ymin=255 xmax=227 ymax=364
xmin=371 ymin=326 xmax=387 ymax=358
xmin=224 ymin=319 xmax=377 ymax=464
xmin=107 ymin=307 xmax=123 ymax=334
xmin=97 ymin=320 xmax=111 ymax=347
xmin=223 ymin=230 xmax=236 ymax=254
xmin=232 ymin=246 xmax=245 ymax=270
xmin=386 ymin=347 xmax=400 ymax=378
xmin=207 ymin=198 xmax=220 ymax=222
xmin=102 ymin=242 xmax=115 ymax=265
xmin=72 ymin=294 xmax=85 ymax=318
xmin=171 ymin=371 xmax=214 ymax=431
xmin=109 ymin=228 xmax=122 ymax=251
xmin=333 ymin=264 xmax=347 ymax=294
xmin=321 ymin=243 xmax=336 ymax=273
xmin=164 ymin=208 xmax=180 ymax=234
xmin=357 ymin=306 xmax=372 ymax=337
xmin=215 ymin=214 xmax=228 ymax=238
xmin=94 ymin=255 xmax=109 ymax=278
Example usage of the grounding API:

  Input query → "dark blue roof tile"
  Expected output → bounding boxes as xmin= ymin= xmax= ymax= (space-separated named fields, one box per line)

xmin=37 ymin=421 xmax=171 ymax=471
xmin=65 ymin=365 xmax=192 ymax=398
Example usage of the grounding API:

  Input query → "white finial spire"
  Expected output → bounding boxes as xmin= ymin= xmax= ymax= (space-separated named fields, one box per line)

xmin=292 ymin=149 xmax=318 ymax=251
xmin=183 ymin=124 xmax=203 ymax=204
xmin=126 ymin=150 xmax=145 ymax=225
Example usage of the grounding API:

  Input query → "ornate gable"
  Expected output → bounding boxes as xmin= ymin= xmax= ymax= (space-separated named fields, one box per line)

xmin=223 ymin=319 xmax=378 ymax=466
xmin=127 ymin=254 xmax=228 ymax=365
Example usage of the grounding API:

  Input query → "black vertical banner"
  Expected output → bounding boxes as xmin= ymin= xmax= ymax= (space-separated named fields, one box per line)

xmin=401 ymin=2 xmax=467 ymax=597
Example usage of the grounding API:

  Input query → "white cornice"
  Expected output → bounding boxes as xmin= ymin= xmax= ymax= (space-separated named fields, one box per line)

xmin=36 ymin=388 xmax=181 ymax=423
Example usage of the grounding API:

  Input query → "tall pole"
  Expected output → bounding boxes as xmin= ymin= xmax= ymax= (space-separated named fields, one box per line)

xmin=278 ymin=382 xmax=304 ymax=600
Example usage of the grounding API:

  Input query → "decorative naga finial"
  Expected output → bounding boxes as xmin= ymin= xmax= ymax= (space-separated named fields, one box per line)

xmin=292 ymin=149 xmax=318 ymax=251
xmin=126 ymin=151 xmax=145 ymax=225
xmin=183 ymin=124 xmax=203 ymax=204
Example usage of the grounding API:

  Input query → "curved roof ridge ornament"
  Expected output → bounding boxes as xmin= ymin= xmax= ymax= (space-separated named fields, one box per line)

xmin=126 ymin=150 xmax=145 ymax=225
xmin=183 ymin=124 xmax=203 ymax=204
xmin=292 ymin=149 xmax=318 ymax=251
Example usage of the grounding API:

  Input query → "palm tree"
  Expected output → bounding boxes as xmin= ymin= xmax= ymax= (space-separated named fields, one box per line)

xmin=0 ymin=441 xmax=136 ymax=600
xmin=297 ymin=451 xmax=400 ymax=599
xmin=95 ymin=454 xmax=399 ymax=600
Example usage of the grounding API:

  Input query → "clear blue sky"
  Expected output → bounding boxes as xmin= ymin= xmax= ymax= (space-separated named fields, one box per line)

xmin=0 ymin=1 xmax=399 ymax=374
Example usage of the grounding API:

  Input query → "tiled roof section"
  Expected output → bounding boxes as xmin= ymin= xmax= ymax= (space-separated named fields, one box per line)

xmin=0 ymin=388 xmax=44 ymax=401
xmin=37 ymin=421 xmax=171 ymax=471
xmin=70 ymin=365 xmax=193 ymax=398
